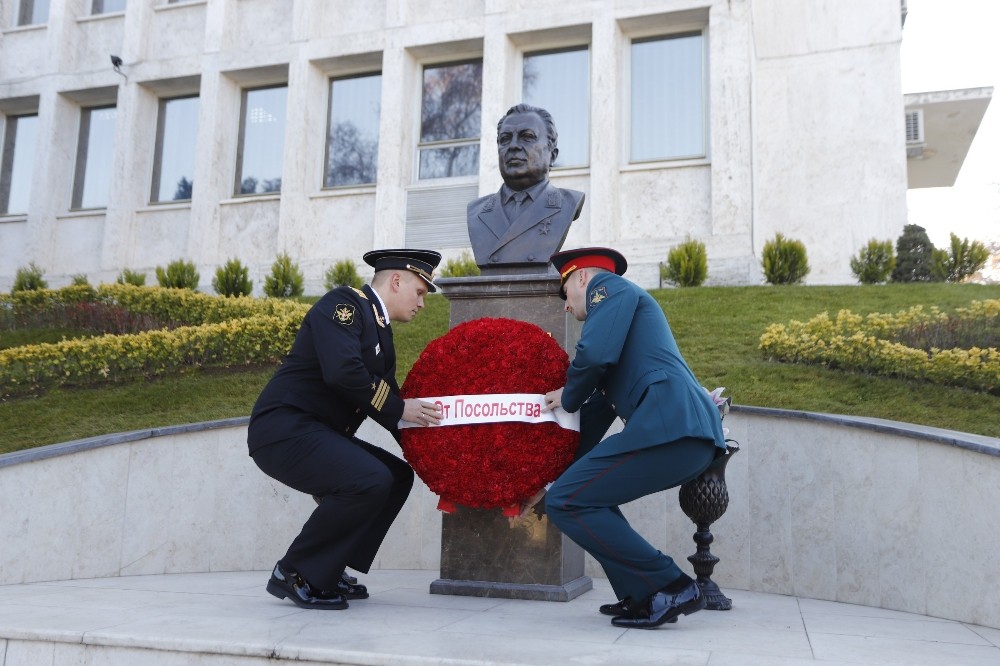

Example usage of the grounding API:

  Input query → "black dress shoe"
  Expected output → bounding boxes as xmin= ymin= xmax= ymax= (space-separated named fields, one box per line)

xmin=320 ymin=574 xmax=368 ymax=600
xmin=266 ymin=563 xmax=348 ymax=610
xmin=611 ymin=580 xmax=705 ymax=629
xmin=342 ymin=570 xmax=358 ymax=585
xmin=600 ymin=597 xmax=677 ymax=621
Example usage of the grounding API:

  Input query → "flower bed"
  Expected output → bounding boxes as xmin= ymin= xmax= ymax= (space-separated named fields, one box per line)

xmin=759 ymin=299 xmax=1000 ymax=394
xmin=400 ymin=318 xmax=578 ymax=512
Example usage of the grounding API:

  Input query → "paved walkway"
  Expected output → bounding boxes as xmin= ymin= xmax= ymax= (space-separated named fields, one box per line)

xmin=1 ymin=570 xmax=998 ymax=665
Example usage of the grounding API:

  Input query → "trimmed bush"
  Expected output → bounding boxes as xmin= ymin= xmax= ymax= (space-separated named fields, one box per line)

xmin=762 ymin=233 xmax=810 ymax=285
xmin=439 ymin=252 xmax=481 ymax=278
xmin=850 ymin=239 xmax=896 ymax=284
xmin=891 ymin=224 xmax=937 ymax=282
xmin=661 ymin=238 xmax=708 ymax=287
xmin=12 ymin=263 xmax=48 ymax=292
xmin=70 ymin=274 xmax=91 ymax=287
xmin=156 ymin=259 xmax=200 ymax=290
xmin=213 ymin=258 xmax=254 ymax=297
xmin=324 ymin=259 xmax=364 ymax=290
xmin=263 ymin=252 xmax=305 ymax=298
xmin=931 ymin=233 xmax=990 ymax=283
xmin=117 ymin=269 xmax=147 ymax=286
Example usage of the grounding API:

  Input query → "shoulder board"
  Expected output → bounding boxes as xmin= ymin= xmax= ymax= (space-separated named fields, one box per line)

xmin=351 ymin=287 xmax=368 ymax=300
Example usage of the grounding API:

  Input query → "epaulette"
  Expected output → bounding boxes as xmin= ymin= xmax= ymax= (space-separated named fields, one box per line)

xmin=481 ymin=194 xmax=497 ymax=212
xmin=351 ymin=287 xmax=368 ymax=299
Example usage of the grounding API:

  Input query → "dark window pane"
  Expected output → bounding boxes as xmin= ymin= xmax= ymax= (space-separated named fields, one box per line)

xmin=631 ymin=32 xmax=705 ymax=162
xmin=420 ymin=61 xmax=482 ymax=142
xmin=18 ymin=0 xmax=50 ymax=25
xmin=522 ymin=47 xmax=589 ymax=167
xmin=236 ymin=86 xmax=287 ymax=196
xmin=1 ymin=114 xmax=38 ymax=215
xmin=151 ymin=96 xmax=198 ymax=202
xmin=92 ymin=0 xmax=126 ymax=14
xmin=325 ymin=74 xmax=381 ymax=188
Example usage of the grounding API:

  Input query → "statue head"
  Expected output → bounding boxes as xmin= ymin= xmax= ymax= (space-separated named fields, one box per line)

xmin=496 ymin=104 xmax=559 ymax=191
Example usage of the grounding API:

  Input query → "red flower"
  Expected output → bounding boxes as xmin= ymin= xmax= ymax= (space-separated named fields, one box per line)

xmin=401 ymin=318 xmax=579 ymax=510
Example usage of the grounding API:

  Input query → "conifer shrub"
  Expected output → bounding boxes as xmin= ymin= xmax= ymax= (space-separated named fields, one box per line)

xmin=117 ymin=269 xmax=147 ymax=286
xmin=891 ymin=224 xmax=937 ymax=282
xmin=12 ymin=263 xmax=48 ymax=292
xmin=661 ymin=238 xmax=708 ymax=287
xmin=931 ymin=233 xmax=990 ymax=283
xmin=155 ymin=259 xmax=200 ymax=290
xmin=439 ymin=252 xmax=481 ymax=278
xmin=70 ymin=274 xmax=91 ymax=287
xmin=762 ymin=233 xmax=810 ymax=285
xmin=212 ymin=258 xmax=254 ymax=297
xmin=324 ymin=259 xmax=364 ymax=290
xmin=263 ymin=252 xmax=304 ymax=298
xmin=850 ymin=239 xmax=896 ymax=284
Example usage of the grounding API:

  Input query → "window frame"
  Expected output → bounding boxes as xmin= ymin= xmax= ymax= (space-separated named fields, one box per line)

xmin=70 ymin=104 xmax=118 ymax=211
xmin=149 ymin=94 xmax=199 ymax=204
xmin=415 ymin=58 xmax=483 ymax=183
xmin=17 ymin=0 xmax=50 ymax=26
xmin=626 ymin=26 xmax=710 ymax=166
xmin=0 ymin=113 xmax=39 ymax=216
xmin=323 ymin=71 xmax=382 ymax=190
xmin=233 ymin=83 xmax=288 ymax=197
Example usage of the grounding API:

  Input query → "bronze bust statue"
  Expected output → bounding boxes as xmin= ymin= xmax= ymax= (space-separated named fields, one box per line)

xmin=467 ymin=104 xmax=585 ymax=274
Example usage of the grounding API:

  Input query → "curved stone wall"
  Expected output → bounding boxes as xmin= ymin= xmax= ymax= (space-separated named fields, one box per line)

xmin=1 ymin=408 xmax=997 ymax=628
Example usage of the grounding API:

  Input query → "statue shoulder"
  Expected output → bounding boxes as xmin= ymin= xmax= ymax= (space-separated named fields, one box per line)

xmin=545 ymin=184 xmax=585 ymax=218
xmin=468 ymin=192 xmax=499 ymax=214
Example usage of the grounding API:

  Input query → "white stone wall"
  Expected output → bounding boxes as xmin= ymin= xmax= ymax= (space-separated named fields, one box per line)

xmin=0 ymin=0 xmax=907 ymax=291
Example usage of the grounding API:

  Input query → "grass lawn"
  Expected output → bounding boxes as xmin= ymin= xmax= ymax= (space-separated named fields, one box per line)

xmin=1 ymin=282 xmax=998 ymax=455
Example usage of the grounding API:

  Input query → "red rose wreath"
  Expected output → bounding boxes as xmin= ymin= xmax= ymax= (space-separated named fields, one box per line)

xmin=400 ymin=317 xmax=579 ymax=514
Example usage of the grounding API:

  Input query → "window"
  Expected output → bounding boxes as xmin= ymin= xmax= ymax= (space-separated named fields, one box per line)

xmin=235 ymin=85 xmax=287 ymax=196
xmin=91 ymin=0 xmax=126 ymax=13
xmin=71 ymin=106 xmax=117 ymax=210
xmin=522 ymin=47 xmax=589 ymax=168
xmin=325 ymin=73 xmax=381 ymax=188
xmin=0 ymin=114 xmax=38 ymax=215
xmin=150 ymin=96 xmax=198 ymax=203
xmin=630 ymin=31 xmax=706 ymax=163
xmin=417 ymin=60 xmax=482 ymax=180
xmin=17 ymin=0 xmax=49 ymax=25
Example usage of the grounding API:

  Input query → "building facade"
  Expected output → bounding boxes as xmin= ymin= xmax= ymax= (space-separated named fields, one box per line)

xmin=0 ymin=0 xmax=909 ymax=292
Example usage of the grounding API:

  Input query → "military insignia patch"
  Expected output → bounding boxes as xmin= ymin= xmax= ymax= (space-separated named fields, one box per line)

xmin=589 ymin=286 xmax=608 ymax=306
xmin=334 ymin=304 xmax=356 ymax=325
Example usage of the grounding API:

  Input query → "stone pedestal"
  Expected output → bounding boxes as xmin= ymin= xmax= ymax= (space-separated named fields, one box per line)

xmin=428 ymin=273 xmax=592 ymax=601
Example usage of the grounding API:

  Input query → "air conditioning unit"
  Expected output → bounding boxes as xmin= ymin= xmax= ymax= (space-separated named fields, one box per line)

xmin=905 ymin=109 xmax=924 ymax=158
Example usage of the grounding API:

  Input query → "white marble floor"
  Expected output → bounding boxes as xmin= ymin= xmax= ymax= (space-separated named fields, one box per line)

xmin=0 ymin=570 xmax=998 ymax=666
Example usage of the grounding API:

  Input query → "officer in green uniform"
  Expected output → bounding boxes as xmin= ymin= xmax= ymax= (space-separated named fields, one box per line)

xmin=542 ymin=247 xmax=727 ymax=629
xmin=249 ymin=249 xmax=443 ymax=610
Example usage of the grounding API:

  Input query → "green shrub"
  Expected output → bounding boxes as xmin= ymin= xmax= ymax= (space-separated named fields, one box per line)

xmin=212 ymin=258 xmax=254 ymax=297
xmin=12 ymin=263 xmax=48 ymax=292
xmin=70 ymin=274 xmax=91 ymax=287
xmin=850 ymin=239 xmax=896 ymax=284
xmin=117 ymin=269 xmax=147 ymax=286
xmin=931 ymin=233 xmax=990 ymax=283
xmin=439 ymin=252 xmax=481 ymax=278
xmin=155 ymin=259 xmax=200 ymax=290
xmin=263 ymin=252 xmax=305 ymax=298
xmin=661 ymin=238 xmax=708 ymax=287
xmin=324 ymin=259 xmax=364 ymax=290
xmin=891 ymin=224 xmax=937 ymax=282
xmin=762 ymin=233 xmax=810 ymax=285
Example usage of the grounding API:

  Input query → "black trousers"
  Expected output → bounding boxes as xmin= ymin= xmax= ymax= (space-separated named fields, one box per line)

xmin=252 ymin=429 xmax=414 ymax=590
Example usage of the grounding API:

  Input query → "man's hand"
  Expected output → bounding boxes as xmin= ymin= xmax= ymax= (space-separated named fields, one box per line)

xmin=402 ymin=399 xmax=442 ymax=427
xmin=541 ymin=387 xmax=563 ymax=413
xmin=508 ymin=487 xmax=547 ymax=527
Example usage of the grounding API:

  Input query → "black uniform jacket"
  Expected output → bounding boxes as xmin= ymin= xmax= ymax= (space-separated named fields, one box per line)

xmin=247 ymin=284 xmax=404 ymax=454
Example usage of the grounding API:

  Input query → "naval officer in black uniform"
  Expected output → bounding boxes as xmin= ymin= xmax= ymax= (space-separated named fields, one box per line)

xmin=248 ymin=249 xmax=443 ymax=610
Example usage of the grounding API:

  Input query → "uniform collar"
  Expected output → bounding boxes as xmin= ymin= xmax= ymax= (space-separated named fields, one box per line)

xmin=500 ymin=179 xmax=548 ymax=206
xmin=368 ymin=284 xmax=391 ymax=326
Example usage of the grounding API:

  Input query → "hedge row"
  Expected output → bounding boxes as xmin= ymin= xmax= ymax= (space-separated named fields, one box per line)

xmin=758 ymin=299 xmax=1000 ymax=394
xmin=1 ymin=285 xmax=309 ymax=397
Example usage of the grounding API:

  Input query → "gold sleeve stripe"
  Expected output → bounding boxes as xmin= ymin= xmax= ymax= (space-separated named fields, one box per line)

xmin=371 ymin=380 xmax=389 ymax=411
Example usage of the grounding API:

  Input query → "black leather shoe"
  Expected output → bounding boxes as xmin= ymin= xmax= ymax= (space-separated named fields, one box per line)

xmin=600 ymin=597 xmax=678 ymax=621
xmin=611 ymin=580 xmax=705 ymax=629
xmin=342 ymin=570 xmax=358 ymax=585
xmin=320 ymin=573 xmax=368 ymax=600
xmin=266 ymin=563 xmax=348 ymax=610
